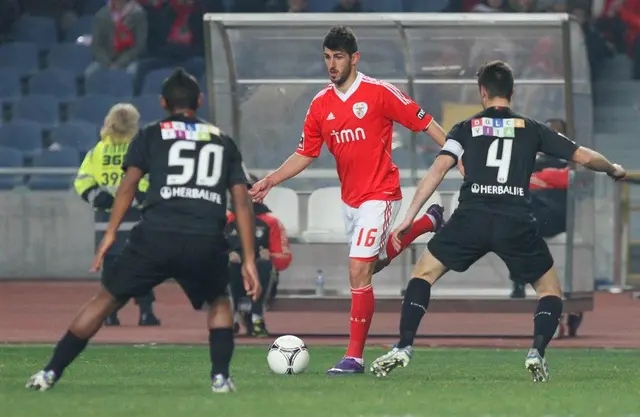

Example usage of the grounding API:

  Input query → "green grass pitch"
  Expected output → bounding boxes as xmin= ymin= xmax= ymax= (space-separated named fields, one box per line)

xmin=1 ymin=345 xmax=639 ymax=417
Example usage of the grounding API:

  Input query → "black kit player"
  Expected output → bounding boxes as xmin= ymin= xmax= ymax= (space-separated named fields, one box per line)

xmin=370 ymin=60 xmax=626 ymax=382
xmin=26 ymin=68 xmax=261 ymax=394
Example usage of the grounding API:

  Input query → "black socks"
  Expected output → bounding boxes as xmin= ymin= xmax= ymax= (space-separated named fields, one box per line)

xmin=532 ymin=295 xmax=563 ymax=357
xmin=398 ymin=278 xmax=432 ymax=348
xmin=209 ymin=328 xmax=234 ymax=378
xmin=44 ymin=331 xmax=89 ymax=377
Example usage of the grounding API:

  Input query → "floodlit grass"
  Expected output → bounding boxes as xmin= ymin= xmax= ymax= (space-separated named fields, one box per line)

xmin=1 ymin=345 xmax=639 ymax=417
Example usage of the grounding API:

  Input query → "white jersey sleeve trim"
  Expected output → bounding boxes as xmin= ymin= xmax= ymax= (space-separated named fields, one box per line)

xmin=362 ymin=75 xmax=411 ymax=105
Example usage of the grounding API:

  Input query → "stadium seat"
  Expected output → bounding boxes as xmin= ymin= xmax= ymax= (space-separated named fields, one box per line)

xmin=307 ymin=0 xmax=334 ymax=12
xmin=364 ymin=0 xmax=403 ymax=12
xmin=405 ymin=0 xmax=448 ymax=11
xmin=12 ymin=95 xmax=61 ymax=128
xmin=47 ymin=44 xmax=93 ymax=78
xmin=0 ymin=146 xmax=25 ymax=189
xmin=395 ymin=187 xmax=443 ymax=243
xmin=263 ymin=187 xmax=300 ymax=237
xmin=0 ymin=121 xmax=43 ymax=158
xmin=69 ymin=95 xmax=122 ymax=125
xmin=81 ymin=0 xmax=105 ymax=16
xmin=141 ymin=68 xmax=175 ymax=96
xmin=64 ymin=15 xmax=94 ymax=42
xmin=50 ymin=121 xmax=99 ymax=153
xmin=85 ymin=68 xmax=134 ymax=97
xmin=27 ymin=149 xmax=79 ymax=190
xmin=302 ymin=187 xmax=347 ymax=243
xmin=12 ymin=15 xmax=58 ymax=50
xmin=0 ymin=42 xmax=39 ymax=75
xmin=0 ymin=68 xmax=22 ymax=102
xmin=131 ymin=95 xmax=165 ymax=125
xmin=28 ymin=69 xmax=77 ymax=102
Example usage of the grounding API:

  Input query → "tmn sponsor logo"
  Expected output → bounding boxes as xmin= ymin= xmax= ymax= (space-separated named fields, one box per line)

xmin=330 ymin=128 xmax=366 ymax=144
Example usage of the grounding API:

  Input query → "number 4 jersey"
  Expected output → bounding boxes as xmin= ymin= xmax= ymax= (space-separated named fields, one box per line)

xmin=123 ymin=114 xmax=249 ymax=236
xmin=441 ymin=107 xmax=579 ymax=218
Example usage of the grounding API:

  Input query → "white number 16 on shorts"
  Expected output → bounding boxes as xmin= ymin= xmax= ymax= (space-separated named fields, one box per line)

xmin=343 ymin=200 xmax=401 ymax=262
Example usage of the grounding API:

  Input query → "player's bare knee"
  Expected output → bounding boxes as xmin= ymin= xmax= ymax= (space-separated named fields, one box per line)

xmin=207 ymin=296 xmax=234 ymax=329
xmin=411 ymin=252 xmax=447 ymax=285
xmin=349 ymin=258 xmax=376 ymax=288
xmin=532 ymin=268 xmax=563 ymax=299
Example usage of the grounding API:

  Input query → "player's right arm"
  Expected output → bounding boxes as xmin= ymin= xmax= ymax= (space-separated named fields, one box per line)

xmin=538 ymin=124 xmax=626 ymax=179
xmin=249 ymin=104 xmax=321 ymax=202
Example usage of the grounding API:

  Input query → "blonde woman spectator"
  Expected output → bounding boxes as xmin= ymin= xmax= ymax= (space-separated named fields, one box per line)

xmin=73 ymin=103 xmax=161 ymax=326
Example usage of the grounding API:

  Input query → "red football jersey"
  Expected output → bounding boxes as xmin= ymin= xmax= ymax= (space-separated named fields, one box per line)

xmin=296 ymin=72 xmax=434 ymax=207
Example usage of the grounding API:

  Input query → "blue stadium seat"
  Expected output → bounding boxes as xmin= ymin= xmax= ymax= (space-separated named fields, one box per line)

xmin=0 ymin=146 xmax=25 ymax=189
xmin=0 ymin=68 xmax=22 ymax=102
xmin=0 ymin=42 xmax=39 ymax=75
xmin=307 ymin=0 xmax=334 ymax=11
xmin=69 ymin=94 xmax=122 ymax=125
xmin=12 ymin=15 xmax=58 ymax=50
xmin=405 ymin=0 xmax=448 ymax=11
xmin=64 ymin=15 xmax=94 ymax=42
xmin=50 ymin=121 xmax=99 ymax=153
xmin=47 ymin=44 xmax=93 ymax=78
xmin=141 ymin=68 xmax=175 ymax=95
xmin=28 ymin=69 xmax=77 ymax=102
xmin=12 ymin=95 xmax=61 ymax=129
xmin=27 ymin=149 xmax=79 ymax=190
xmin=81 ymin=0 xmax=105 ymax=16
xmin=85 ymin=68 xmax=134 ymax=97
xmin=131 ymin=95 xmax=165 ymax=125
xmin=0 ymin=121 xmax=43 ymax=158
xmin=364 ymin=0 xmax=403 ymax=11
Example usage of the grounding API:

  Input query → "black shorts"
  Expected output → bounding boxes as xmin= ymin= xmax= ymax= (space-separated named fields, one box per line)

xmin=427 ymin=208 xmax=554 ymax=284
xmin=102 ymin=226 xmax=230 ymax=310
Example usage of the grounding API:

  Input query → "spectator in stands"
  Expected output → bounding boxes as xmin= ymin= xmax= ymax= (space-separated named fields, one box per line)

xmin=135 ymin=0 xmax=205 ymax=94
xmin=87 ymin=0 xmax=148 ymax=76
xmin=0 ymin=0 xmax=19 ymax=41
xmin=619 ymin=0 xmax=640 ymax=78
xmin=596 ymin=0 xmax=626 ymax=54
xmin=73 ymin=103 xmax=161 ymax=327
xmin=225 ymin=174 xmax=293 ymax=338
xmin=570 ymin=0 xmax=614 ymax=81
xmin=332 ymin=0 xmax=366 ymax=12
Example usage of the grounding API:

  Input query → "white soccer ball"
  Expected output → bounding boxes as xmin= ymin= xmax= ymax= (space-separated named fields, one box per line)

xmin=267 ymin=335 xmax=310 ymax=375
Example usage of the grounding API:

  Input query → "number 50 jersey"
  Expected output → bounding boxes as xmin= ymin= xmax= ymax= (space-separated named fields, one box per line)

xmin=123 ymin=114 xmax=249 ymax=236
xmin=441 ymin=107 xmax=579 ymax=219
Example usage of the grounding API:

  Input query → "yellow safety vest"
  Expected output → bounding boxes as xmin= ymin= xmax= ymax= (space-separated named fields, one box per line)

xmin=73 ymin=135 xmax=149 ymax=253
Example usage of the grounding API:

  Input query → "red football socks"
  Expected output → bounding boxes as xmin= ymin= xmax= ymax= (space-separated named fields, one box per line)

xmin=385 ymin=214 xmax=435 ymax=261
xmin=345 ymin=284 xmax=375 ymax=359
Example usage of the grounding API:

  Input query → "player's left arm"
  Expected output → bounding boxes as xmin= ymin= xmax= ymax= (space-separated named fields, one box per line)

xmin=380 ymin=82 xmax=446 ymax=147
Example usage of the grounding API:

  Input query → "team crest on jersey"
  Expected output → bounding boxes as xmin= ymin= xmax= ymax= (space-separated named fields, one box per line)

xmin=352 ymin=102 xmax=368 ymax=119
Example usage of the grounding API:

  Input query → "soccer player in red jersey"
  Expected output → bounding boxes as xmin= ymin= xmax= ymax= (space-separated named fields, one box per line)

xmin=250 ymin=26 xmax=448 ymax=374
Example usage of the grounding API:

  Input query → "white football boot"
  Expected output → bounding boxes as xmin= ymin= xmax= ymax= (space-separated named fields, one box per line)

xmin=26 ymin=370 xmax=57 ymax=391
xmin=525 ymin=348 xmax=551 ymax=382
xmin=211 ymin=374 xmax=236 ymax=393
xmin=370 ymin=345 xmax=413 ymax=377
